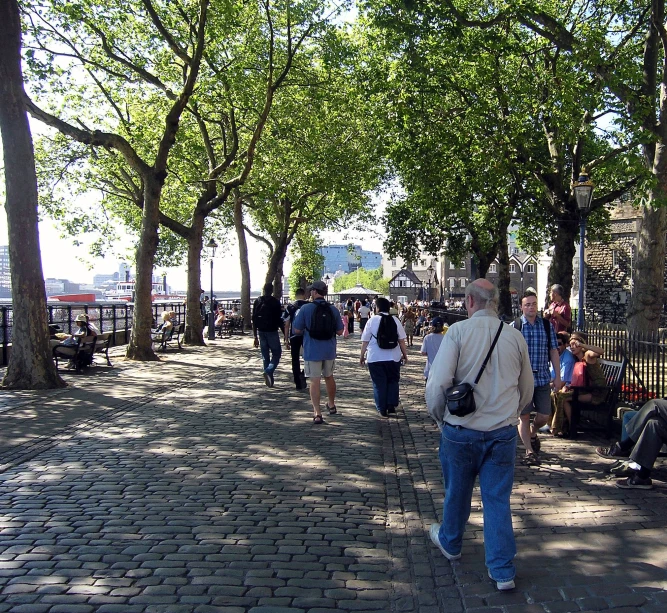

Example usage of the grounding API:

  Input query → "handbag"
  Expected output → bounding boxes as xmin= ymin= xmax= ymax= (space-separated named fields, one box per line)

xmin=445 ymin=321 xmax=504 ymax=418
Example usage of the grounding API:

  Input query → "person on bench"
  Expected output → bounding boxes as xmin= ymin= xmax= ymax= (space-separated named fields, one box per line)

xmin=596 ymin=398 xmax=667 ymax=490
xmin=550 ymin=332 xmax=605 ymax=437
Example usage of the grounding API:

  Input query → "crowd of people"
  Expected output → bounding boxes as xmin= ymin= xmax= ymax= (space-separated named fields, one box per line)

xmin=249 ymin=278 xmax=666 ymax=592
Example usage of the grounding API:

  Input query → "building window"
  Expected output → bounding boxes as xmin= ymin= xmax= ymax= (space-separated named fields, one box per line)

xmin=460 ymin=262 xmax=466 ymax=269
xmin=509 ymin=264 xmax=516 ymax=273
xmin=449 ymin=261 xmax=455 ymax=270
xmin=399 ymin=280 xmax=405 ymax=287
xmin=449 ymin=277 xmax=455 ymax=288
xmin=526 ymin=263 xmax=535 ymax=273
xmin=612 ymin=250 xmax=619 ymax=268
xmin=391 ymin=259 xmax=396 ymax=266
xmin=489 ymin=263 xmax=497 ymax=273
xmin=460 ymin=278 xmax=466 ymax=288
xmin=420 ymin=259 xmax=426 ymax=267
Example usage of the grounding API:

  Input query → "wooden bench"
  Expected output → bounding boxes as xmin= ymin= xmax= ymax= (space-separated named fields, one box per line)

xmin=94 ymin=332 xmax=113 ymax=366
xmin=53 ymin=335 xmax=97 ymax=373
xmin=571 ymin=357 xmax=628 ymax=438
xmin=152 ymin=322 xmax=184 ymax=352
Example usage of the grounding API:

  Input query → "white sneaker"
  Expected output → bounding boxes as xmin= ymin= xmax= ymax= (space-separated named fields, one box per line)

xmin=488 ymin=569 xmax=515 ymax=591
xmin=429 ymin=524 xmax=461 ymax=561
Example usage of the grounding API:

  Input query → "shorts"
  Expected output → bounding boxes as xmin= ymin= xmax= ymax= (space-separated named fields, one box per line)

xmin=521 ymin=384 xmax=552 ymax=416
xmin=304 ymin=359 xmax=335 ymax=378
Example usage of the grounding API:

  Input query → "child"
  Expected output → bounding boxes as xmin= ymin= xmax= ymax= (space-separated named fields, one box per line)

xmin=420 ymin=317 xmax=446 ymax=382
xmin=342 ymin=310 xmax=350 ymax=338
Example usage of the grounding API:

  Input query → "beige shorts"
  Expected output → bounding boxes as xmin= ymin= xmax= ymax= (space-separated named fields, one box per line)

xmin=304 ymin=359 xmax=335 ymax=378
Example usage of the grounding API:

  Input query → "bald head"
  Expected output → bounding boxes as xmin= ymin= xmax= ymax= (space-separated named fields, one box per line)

xmin=465 ymin=279 xmax=499 ymax=314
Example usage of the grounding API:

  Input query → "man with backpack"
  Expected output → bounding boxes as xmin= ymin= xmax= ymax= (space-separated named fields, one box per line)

xmin=360 ymin=297 xmax=409 ymax=417
xmin=511 ymin=289 xmax=562 ymax=464
xmin=292 ymin=281 xmax=344 ymax=424
xmin=252 ymin=283 xmax=284 ymax=387
xmin=283 ymin=287 xmax=309 ymax=391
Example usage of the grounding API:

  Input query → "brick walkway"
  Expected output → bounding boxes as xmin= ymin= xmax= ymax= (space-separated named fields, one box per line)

xmin=0 ymin=335 xmax=665 ymax=612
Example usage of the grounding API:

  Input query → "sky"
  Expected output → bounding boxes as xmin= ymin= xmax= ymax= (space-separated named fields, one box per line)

xmin=0 ymin=204 xmax=387 ymax=293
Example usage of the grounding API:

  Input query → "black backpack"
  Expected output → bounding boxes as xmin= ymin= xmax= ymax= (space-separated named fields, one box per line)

xmin=253 ymin=297 xmax=273 ymax=330
xmin=308 ymin=301 xmax=337 ymax=340
xmin=376 ymin=314 xmax=399 ymax=349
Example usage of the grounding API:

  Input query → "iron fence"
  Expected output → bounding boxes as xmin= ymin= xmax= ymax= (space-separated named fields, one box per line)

xmin=0 ymin=301 xmax=190 ymax=366
xmin=427 ymin=309 xmax=666 ymax=407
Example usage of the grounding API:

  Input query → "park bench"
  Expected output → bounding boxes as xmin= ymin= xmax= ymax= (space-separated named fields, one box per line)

xmin=52 ymin=335 xmax=97 ymax=373
xmin=570 ymin=357 xmax=628 ymax=438
xmin=216 ymin=317 xmax=245 ymax=338
xmin=152 ymin=322 xmax=184 ymax=352
xmin=93 ymin=332 xmax=113 ymax=366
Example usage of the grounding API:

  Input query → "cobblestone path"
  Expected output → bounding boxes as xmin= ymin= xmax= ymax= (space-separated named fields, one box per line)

xmin=0 ymin=336 xmax=665 ymax=612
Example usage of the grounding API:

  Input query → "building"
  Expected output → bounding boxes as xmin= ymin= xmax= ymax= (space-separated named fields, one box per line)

xmin=93 ymin=272 xmax=119 ymax=286
xmin=583 ymin=200 xmax=666 ymax=325
xmin=320 ymin=244 xmax=382 ymax=275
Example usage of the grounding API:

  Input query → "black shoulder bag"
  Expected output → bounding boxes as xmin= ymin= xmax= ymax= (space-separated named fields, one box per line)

xmin=445 ymin=321 xmax=504 ymax=418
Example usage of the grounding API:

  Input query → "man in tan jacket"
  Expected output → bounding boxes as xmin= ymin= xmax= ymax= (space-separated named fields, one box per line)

xmin=426 ymin=279 xmax=533 ymax=592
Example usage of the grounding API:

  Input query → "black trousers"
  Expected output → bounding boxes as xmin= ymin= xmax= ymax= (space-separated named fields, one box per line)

xmin=627 ymin=399 xmax=667 ymax=470
xmin=290 ymin=335 xmax=305 ymax=388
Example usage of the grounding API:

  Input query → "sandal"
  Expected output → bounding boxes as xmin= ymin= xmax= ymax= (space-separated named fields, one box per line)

xmin=523 ymin=452 xmax=540 ymax=466
xmin=326 ymin=403 xmax=337 ymax=415
xmin=530 ymin=435 xmax=541 ymax=453
xmin=313 ymin=415 xmax=324 ymax=424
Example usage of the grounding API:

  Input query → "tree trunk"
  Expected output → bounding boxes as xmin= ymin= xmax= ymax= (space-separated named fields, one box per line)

xmin=0 ymin=0 xmax=65 ymax=389
xmin=496 ymin=237 xmax=513 ymax=319
xmin=547 ymin=214 xmax=578 ymax=303
xmin=184 ymin=214 xmax=205 ymax=345
xmin=627 ymin=198 xmax=666 ymax=332
xmin=125 ymin=176 xmax=161 ymax=361
xmin=265 ymin=235 xmax=288 ymax=298
xmin=234 ymin=197 xmax=252 ymax=327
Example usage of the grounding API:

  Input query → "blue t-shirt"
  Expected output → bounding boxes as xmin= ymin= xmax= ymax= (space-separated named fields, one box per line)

xmin=551 ymin=347 xmax=577 ymax=384
xmin=293 ymin=299 xmax=344 ymax=361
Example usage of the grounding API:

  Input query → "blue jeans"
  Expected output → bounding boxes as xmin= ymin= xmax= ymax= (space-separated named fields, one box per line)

xmin=438 ymin=423 xmax=517 ymax=582
xmin=258 ymin=330 xmax=282 ymax=373
xmin=367 ymin=360 xmax=401 ymax=413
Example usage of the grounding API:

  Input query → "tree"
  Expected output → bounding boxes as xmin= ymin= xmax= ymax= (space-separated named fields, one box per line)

xmin=22 ymin=0 xmax=209 ymax=359
xmin=333 ymin=267 xmax=389 ymax=295
xmin=438 ymin=0 xmax=666 ymax=331
xmin=0 ymin=0 xmax=65 ymax=389
xmin=286 ymin=229 xmax=324 ymax=297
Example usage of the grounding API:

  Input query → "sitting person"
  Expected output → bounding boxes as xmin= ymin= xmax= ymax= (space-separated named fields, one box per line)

xmin=215 ymin=308 xmax=226 ymax=327
xmin=550 ymin=332 xmax=605 ymax=437
xmin=550 ymin=331 xmax=577 ymax=386
xmin=154 ymin=311 xmax=174 ymax=335
xmin=596 ymin=398 xmax=667 ymax=489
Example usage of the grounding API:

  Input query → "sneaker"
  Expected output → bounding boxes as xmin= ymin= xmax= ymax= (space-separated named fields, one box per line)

xmin=538 ymin=424 xmax=551 ymax=434
xmin=387 ymin=405 xmax=396 ymax=414
xmin=609 ymin=461 xmax=636 ymax=477
xmin=616 ymin=474 xmax=653 ymax=489
xmin=488 ymin=569 xmax=515 ymax=591
xmin=428 ymin=524 xmax=461 ymax=561
xmin=378 ymin=408 xmax=388 ymax=417
xmin=596 ymin=442 xmax=629 ymax=459
xmin=263 ymin=372 xmax=273 ymax=388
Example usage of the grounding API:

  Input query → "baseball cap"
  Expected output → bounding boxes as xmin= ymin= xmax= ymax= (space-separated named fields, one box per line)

xmin=431 ymin=317 xmax=444 ymax=328
xmin=307 ymin=280 xmax=328 ymax=294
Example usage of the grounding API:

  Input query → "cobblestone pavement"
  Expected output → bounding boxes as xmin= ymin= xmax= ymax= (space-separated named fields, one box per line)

xmin=0 ymin=335 xmax=665 ymax=613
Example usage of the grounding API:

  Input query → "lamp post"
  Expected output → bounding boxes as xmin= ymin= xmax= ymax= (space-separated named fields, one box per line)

xmin=426 ymin=262 xmax=434 ymax=302
xmin=206 ymin=238 xmax=218 ymax=340
xmin=572 ymin=169 xmax=594 ymax=329
xmin=324 ymin=274 xmax=331 ymax=295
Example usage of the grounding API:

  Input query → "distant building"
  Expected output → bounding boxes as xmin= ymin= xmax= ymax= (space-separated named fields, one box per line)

xmin=93 ymin=272 xmax=119 ymax=286
xmin=320 ymin=244 xmax=382 ymax=275
xmin=383 ymin=255 xmax=442 ymax=301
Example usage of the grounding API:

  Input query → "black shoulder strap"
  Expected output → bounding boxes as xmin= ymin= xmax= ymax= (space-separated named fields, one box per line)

xmin=542 ymin=316 xmax=552 ymax=350
xmin=514 ymin=317 xmax=522 ymax=331
xmin=473 ymin=321 xmax=504 ymax=385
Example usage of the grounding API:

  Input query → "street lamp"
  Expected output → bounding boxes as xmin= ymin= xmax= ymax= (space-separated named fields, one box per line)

xmin=206 ymin=238 xmax=218 ymax=340
xmin=426 ymin=262 xmax=435 ymax=302
xmin=572 ymin=169 xmax=594 ymax=329
xmin=324 ymin=274 xmax=331 ymax=294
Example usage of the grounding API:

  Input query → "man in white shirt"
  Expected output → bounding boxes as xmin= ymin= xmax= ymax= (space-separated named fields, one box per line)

xmin=425 ymin=279 xmax=533 ymax=592
xmin=358 ymin=301 xmax=371 ymax=332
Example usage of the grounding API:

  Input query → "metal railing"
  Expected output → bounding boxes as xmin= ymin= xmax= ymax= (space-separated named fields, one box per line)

xmin=426 ymin=308 xmax=666 ymax=407
xmin=0 ymin=301 xmax=190 ymax=366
